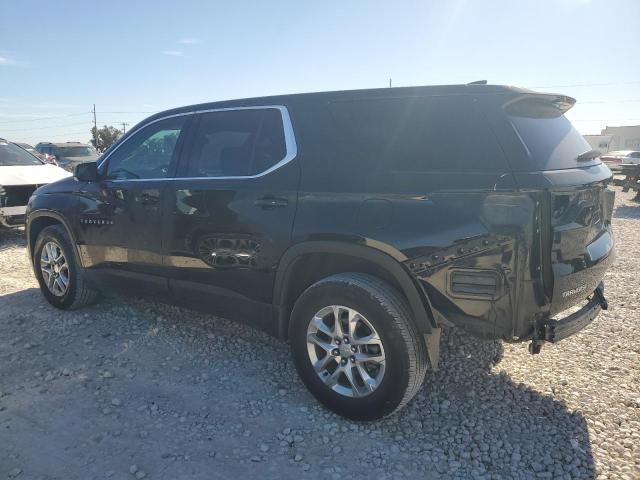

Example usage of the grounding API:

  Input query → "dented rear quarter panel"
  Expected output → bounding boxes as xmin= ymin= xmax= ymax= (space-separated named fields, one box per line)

xmin=292 ymin=91 xmax=613 ymax=342
xmin=291 ymin=93 xmax=539 ymax=340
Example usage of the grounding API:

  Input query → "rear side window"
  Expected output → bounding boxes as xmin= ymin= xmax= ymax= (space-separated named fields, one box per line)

xmin=505 ymin=97 xmax=595 ymax=171
xmin=186 ymin=108 xmax=287 ymax=177
xmin=328 ymin=96 xmax=507 ymax=173
xmin=57 ymin=146 xmax=98 ymax=157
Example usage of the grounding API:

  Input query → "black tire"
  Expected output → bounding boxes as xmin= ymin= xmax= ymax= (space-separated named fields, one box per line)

xmin=290 ymin=272 xmax=428 ymax=420
xmin=33 ymin=224 xmax=98 ymax=310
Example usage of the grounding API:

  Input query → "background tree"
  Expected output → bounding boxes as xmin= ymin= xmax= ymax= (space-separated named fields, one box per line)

xmin=90 ymin=125 xmax=122 ymax=151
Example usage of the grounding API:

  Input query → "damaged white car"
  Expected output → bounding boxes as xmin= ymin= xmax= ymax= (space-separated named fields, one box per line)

xmin=0 ymin=138 xmax=70 ymax=227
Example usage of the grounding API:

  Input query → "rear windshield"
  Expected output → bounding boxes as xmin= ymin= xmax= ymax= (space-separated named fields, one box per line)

xmin=56 ymin=146 xmax=97 ymax=157
xmin=506 ymin=98 xmax=597 ymax=171
xmin=0 ymin=141 xmax=43 ymax=166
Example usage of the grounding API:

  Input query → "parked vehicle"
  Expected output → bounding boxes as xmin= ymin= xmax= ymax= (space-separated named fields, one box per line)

xmin=14 ymin=142 xmax=39 ymax=156
xmin=0 ymin=138 xmax=71 ymax=227
xmin=616 ymin=163 xmax=640 ymax=200
xmin=601 ymin=150 xmax=640 ymax=169
xmin=34 ymin=142 xmax=99 ymax=171
xmin=25 ymin=84 xmax=615 ymax=419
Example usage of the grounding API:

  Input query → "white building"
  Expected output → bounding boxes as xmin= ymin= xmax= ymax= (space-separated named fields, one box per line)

xmin=584 ymin=134 xmax=612 ymax=153
xmin=585 ymin=125 xmax=640 ymax=153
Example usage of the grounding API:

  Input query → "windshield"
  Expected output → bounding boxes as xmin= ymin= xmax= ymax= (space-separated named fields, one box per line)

xmin=0 ymin=141 xmax=43 ymax=166
xmin=57 ymin=146 xmax=98 ymax=158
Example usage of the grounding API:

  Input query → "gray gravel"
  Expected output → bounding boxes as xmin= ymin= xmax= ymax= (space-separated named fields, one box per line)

xmin=1 ymin=189 xmax=639 ymax=480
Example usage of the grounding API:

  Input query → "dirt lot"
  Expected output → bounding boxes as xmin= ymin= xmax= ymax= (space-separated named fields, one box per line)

xmin=1 ymin=190 xmax=639 ymax=480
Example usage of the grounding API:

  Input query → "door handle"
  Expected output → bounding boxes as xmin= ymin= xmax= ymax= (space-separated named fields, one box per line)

xmin=254 ymin=196 xmax=289 ymax=208
xmin=139 ymin=193 xmax=160 ymax=205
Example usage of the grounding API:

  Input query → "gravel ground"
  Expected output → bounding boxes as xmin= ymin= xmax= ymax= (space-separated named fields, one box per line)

xmin=1 ymin=189 xmax=639 ymax=480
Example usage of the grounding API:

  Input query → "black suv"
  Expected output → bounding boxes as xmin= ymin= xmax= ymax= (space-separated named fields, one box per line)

xmin=26 ymin=84 xmax=615 ymax=419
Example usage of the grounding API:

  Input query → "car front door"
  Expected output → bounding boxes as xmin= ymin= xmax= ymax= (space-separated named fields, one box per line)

xmin=163 ymin=106 xmax=299 ymax=333
xmin=77 ymin=115 xmax=191 ymax=294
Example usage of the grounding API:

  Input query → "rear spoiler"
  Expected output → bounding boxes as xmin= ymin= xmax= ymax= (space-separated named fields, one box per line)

xmin=503 ymin=93 xmax=576 ymax=118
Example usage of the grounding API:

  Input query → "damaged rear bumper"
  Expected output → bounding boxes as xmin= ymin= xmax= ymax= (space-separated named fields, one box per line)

xmin=543 ymin=282 xmax=608 ymax=343
xmin=539 ymin=282 xmax=608 ymax=344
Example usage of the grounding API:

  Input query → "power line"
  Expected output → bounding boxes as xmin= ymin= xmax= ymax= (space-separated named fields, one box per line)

xmin=578 ymin=99 xmax=640 ymax=104
xmin=529 ymin=80 xmax=640 ymax=88
xmin=97 ymin=111 xmax=156 ymax=114
xmin=0 ymin=112 xmax=89 ymax=125
xmin=92 ymin=104 xmax=98 ymax=148
xmin=571 ymin=119 xmax=640 ymax=122
xmin=0 ymin=120 xmax=91 ymax=133
xmin=12 ymin=130 xmax=92 ymax=139
xmin=0 ymin=110 xmax=155 ymax=126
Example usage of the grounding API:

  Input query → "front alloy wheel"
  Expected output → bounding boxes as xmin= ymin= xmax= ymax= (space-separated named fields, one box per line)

xmin=40 ymin=241 xmax=70 ymax=296
xmin=33 ymin=224 xmax=98 ymax=310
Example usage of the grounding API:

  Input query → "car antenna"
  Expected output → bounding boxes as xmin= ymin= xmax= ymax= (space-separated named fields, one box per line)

xmin=467 ymin=80 xmax=488 ymax=85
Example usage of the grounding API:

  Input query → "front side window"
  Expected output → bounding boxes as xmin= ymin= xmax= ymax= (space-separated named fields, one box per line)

xmin=105 ymin=116 xmax=186 ymax=180
xmin=186 ymin=108 xmax=287 ymax=178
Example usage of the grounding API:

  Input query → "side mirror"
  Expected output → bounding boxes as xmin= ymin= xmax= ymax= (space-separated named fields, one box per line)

xmin=74 ymin=162 xmax=99 ymax=182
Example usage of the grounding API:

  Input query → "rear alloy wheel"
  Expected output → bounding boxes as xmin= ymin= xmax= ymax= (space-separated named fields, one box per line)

xmin=291 ymin=272 xmax=428 ymax=420
xmin=306 ymin=305 xmax=386 ymax=398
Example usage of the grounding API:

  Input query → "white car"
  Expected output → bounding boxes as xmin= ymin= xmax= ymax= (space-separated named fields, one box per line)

xmin=0 ymin=138 xmax=71 ymax=227
xmin=600 ymin=150 xmax=640 ymax=168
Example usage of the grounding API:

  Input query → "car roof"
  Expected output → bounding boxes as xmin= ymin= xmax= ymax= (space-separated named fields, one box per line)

xmin=37 ymin=142 xmax=91 ymax=147
xmin=144 ymin=83 xmax=568 ymax=124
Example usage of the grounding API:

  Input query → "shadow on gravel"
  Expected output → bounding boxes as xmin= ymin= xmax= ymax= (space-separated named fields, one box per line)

xmin=398 ymin=328 xmax=597 ymax=478
xmin=0 ymin=227 xmax=26 ymax=251
xmin=0 ymin=286 xmax=596 ymax=479
xmin=614 ymin=203 xmax=640 ymax=219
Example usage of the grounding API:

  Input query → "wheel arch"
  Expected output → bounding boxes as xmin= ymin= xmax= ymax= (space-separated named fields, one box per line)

xmin=273 ymin=241 xmax=438 ymax=340
xmin=27 ymin=210 xmax=79 ymax=266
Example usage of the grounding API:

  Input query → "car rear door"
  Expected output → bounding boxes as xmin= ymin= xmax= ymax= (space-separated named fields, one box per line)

xmin=162 ymin=106 xmax=299 ymax=333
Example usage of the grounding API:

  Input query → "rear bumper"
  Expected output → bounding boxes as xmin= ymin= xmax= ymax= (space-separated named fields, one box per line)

xmin=542 ymin=282 xmax=607 ymax=343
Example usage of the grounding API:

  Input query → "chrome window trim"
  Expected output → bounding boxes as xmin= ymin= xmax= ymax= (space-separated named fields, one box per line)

xmin=98 ymin=105 xmax=297 ymax=181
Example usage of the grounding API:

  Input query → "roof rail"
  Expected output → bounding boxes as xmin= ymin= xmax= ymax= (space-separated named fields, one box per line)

xmin=467 ymin=80 xmax=488 ymax=85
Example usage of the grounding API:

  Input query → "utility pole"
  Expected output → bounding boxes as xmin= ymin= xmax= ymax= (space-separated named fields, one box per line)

xmin=92 ymin=104 xmax=98 ymax=149
xmin=389 ymin=78 xmax=392 ymax=88
xmin=121 ymin=122 xmax=129 ymax=135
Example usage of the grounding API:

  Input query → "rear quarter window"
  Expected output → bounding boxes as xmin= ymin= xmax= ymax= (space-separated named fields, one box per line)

xmin=504 ymin=97 xmax=597 ymax=171
xmin=328 ymin=96 xmax=508 ymax=174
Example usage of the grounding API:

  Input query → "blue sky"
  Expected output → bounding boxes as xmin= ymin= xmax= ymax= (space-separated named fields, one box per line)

xmin=1 ymin=0 xmax=639 ymax=144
